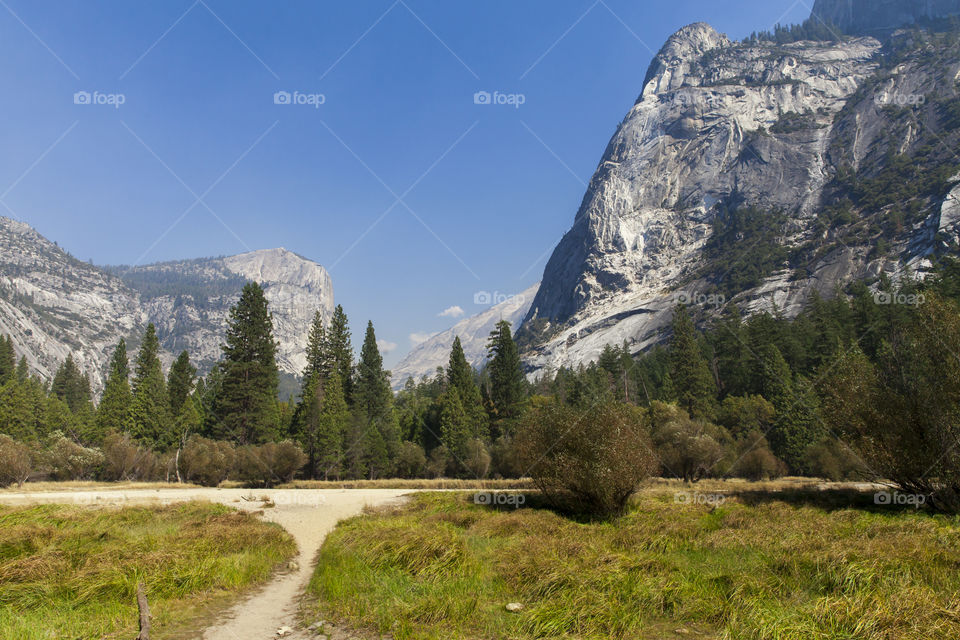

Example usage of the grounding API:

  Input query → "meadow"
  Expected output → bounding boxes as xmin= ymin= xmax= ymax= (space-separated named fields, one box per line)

xmin=307 ymin=482 xmax=960 ymax=640
xmin=0 ymin=501 xmax=296 ymax=639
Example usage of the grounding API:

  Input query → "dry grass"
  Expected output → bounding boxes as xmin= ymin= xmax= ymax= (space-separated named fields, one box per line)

xmin=307 ymin=482 xmax=960 ymax=640
xmin=0 ymin=480 xmax=202 ymax=492
xmin=0 ymin=501 xmax=296 ymax=639
xmin=279 ymin=477 xmax=535 ymax=490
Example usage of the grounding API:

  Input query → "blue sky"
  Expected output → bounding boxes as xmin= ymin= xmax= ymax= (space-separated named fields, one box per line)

xmin=0 ymin=0 xmax=809 ymax=367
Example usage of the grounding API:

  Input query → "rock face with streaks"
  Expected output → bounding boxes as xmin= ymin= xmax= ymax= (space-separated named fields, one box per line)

xmin=0 ymin=217 xmax=333 ymax=391
xmin=520 ymin=6 xmax=960 ymax=374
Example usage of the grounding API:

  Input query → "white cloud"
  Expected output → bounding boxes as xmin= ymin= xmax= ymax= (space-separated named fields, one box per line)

xmin=438 ymin=305 xmax=465 ymax=318
xmin=377 ymin=339 xmax=397 ymax=354
xmin=409 ymin=332 xmax=434 ymax=346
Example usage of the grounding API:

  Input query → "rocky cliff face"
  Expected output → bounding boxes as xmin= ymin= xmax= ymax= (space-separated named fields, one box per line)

xmin=0 ymin=218 xmax=141 ymax=390
xmin=522 ymin=11 xmax=960 ymax=375
xmin=0 ymin=217 xmax=333 ymax=390
xmin=123 ymin=249 xmax=333 ymax=377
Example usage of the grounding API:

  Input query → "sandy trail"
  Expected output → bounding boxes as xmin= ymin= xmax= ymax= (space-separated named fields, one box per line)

xmin=0 ymin=487 xmax=410 ymax=639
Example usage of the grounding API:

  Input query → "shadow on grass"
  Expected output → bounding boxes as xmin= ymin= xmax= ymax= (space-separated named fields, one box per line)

xmin=725 ymin=485 xmax=937 ymax=516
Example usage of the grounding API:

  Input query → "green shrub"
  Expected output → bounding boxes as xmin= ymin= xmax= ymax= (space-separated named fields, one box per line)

xmin=394 ymin=441 xmax=426 ymax=478
xmin=40 ymin=432 xmax=103 ymax=480
xmin=515 ymin=399 xmax=657 ymax=516
xmin=179 ymin=435 xmax=235 ymax=486
xmin=0 ymin=434 xmax=31 ymax=487
xmin=99 ymin=431 xmax=160 ymax=481
xmin=235 ymin=440 xmax=307 ymax=487
xmin=649 ymin=402 xmax=732 ymax=481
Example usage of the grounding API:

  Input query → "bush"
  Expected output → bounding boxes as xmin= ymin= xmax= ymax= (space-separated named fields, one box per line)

xmin=99 ymin=432 xmax=160 ymax=481
xmin=490 ymin=435 xmax=524 ymax=478
xmin=394 ymin=441 xmax=426 ymax=478
xmin=0 ymin=434 xmax=31 ymax=487
xmin=425 ymin=445 xmax=449 ymax=478
xmin=235 ymin=440 xmax=307 ymax=487
xmin=179 ymin=435 xmax=235 ymax=487
xmin=650 ymin=402 xmax=732 ymax=482
xmin=464 ymin=438 xmax=491 ymax=479
xmin=802 ymin=438 xmax=866 ymax=481
xmin=41 ymin=432 xmax=103 ymax=480
xmin=515 ymin=399 xmax=658 ymax=517
xmin=730 ymin=431 xmax=787 ymax=481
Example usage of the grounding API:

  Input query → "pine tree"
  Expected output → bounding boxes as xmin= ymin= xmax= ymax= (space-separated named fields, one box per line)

xmin=668 ymin=305 xmax=718 ymax=419
xmin=128 ymin=324 xmax=172 ymax=449
xmin=167 ymin=351 xmax=196 ymax=416
xmin=354 ymin=321 xmax=400 ymax=470
xmin=324 ymin=305 xmax=354 ymax=402
xmin=316 ymin=371 xmax=349 ymax=479
xmin=15 ymin=356 xmax=28 ymax=383
xmin=302 ymin=310 xmax=331 ymax=389
xmin=486 ymin=320 xmax=525 ymax=423
xmin=447 ymin=336 xmax=489 ymax=442
xmin=214 ymin=282 xmax=280 ymax=445
xmin=96 ymin=339 xmax=132 ymax=438
xmin=51 ymin=354 xmax=91 ymax=413
xmin=0 ymin=335 xmax=15 ymax=383
xmin=439 ymin=386 xmax=471 ymax=475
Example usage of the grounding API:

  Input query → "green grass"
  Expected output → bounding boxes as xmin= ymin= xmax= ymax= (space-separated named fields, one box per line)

xmin=0 ymin=501 xmax=296 ymax=639
xmin=307 ymin=486 xmax=960 ymax=640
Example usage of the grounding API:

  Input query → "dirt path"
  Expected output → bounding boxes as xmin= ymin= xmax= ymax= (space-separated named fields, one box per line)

xmin=0 ymin=487 xmax=410 ymax=639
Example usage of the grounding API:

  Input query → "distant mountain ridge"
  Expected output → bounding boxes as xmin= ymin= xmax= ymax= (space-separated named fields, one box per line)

xmin=0 ymin=217 xmax=333 ymax=391
xmin=391 ymin=283 xmax=539 ymax=389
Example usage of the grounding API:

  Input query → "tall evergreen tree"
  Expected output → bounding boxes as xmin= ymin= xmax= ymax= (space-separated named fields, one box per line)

xmin=316 ymin=371 xmax=350 ymax=479
xmin=214 ymin=282 xmax=280 ymax=445
xmin=439 ymin=386 xmax=471 ymax=474
xmin=128 ymin=324 xmax=172 ymax=449
xmin=354 ymin=321 xmax=399 ymax=474
xmin=51 ymin=354 xmax=91 ymax=413
xmin=486 ymin=320 xmax=525 ymax=422
xmin=0 ymin=335 xmax=15 ymax=383
xmin=324 ymin=305 xmax=354 ymax=401
xmin=668 ymin=305 xmax=718 ymax=419
xmin=302 ymin=310 xmax=331 ymax=390
xmin=96 ymin=339 xmax=132 ymax=437
xmin=15 ymin=356 xmax=28 ymax=383
xmin=167 ymin=350 xmax=196 ymax=416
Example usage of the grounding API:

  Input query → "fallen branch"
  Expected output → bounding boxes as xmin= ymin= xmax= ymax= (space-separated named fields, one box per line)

xmin=135 ymin=582 xmax=150 ymax=640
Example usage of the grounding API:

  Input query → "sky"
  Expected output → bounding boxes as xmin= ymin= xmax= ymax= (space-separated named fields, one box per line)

xmin=0 ymin=0 xmax=810 ymax=368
